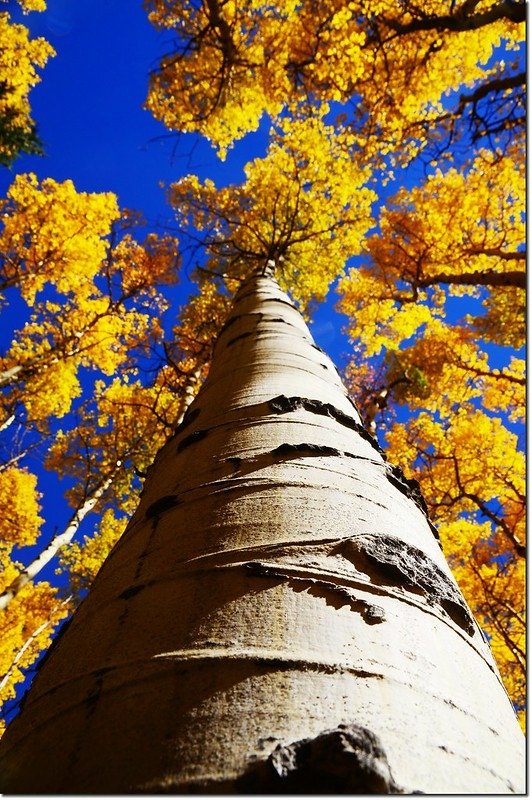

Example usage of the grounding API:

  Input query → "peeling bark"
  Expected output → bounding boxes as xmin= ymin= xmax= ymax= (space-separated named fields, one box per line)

xmin=0 ymin=266 xmax=524 ymax=794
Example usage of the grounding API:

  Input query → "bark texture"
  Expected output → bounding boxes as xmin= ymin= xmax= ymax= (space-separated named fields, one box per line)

xmin=0 ymin=266 xmax=524 ymax=793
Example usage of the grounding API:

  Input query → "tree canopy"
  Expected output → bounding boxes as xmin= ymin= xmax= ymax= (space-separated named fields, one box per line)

xmin=0 ymin=0 xmax=525 ymax=733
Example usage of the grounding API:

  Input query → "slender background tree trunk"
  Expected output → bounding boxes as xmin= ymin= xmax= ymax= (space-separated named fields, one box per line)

xmin=0 ymin=265 xmax=524 ymax=793
xmin=0 ymin=477 xmax=114 ymax=611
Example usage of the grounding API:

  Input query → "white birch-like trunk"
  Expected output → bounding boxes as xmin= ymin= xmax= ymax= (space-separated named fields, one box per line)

xmin=0 ymin=266 xmax=524 ymax=793
xmin=0 ymin=476 xmax=113 ymax=611
xmin=0 ymin=595 xmax=73 ymax=694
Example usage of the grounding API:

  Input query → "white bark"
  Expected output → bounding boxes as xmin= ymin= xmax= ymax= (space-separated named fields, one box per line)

xmin=0 ymin=266 xmax=524 ymax=793
xmin=0 ymin=595 xmax=73 ymax=694
xmin=0 ymin=476 xmax=113 ymax=611
xmin=0 ymin=365 xmax=23 ymax=389
xmin=0 ymin=414 xmax=15 ymax=434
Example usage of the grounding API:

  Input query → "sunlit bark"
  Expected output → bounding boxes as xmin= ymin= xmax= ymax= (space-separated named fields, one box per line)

xmin=0 ymin=265 xmax=524 ymax=793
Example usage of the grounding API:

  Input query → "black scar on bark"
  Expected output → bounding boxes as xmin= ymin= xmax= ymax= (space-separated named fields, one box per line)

xmin=231 ymin=289 xmax=257 ymax=303
xmin=245 ymin=562 xmax=286 ymax=581
xmin=213 ymin=314 xmax=249 ymax=355
xmin=268 ymin=395 xmax=302 ymax=413
xmin=347 ymin=394 xmax=362 ymax=415
xmin=342 ymin=535 xmax=475 ymax=636
xmin=217 ymin=313 xmax=241 ymax=337
xmin=238 ymin=723 xmax=407 ymax=793
xmin=227 ymin=456 xmax=242 ymax=471
xmin=269 ymin=441 xmax=381 ymax=469
xmin=385 ymin=463 xmax=428 ymax=516
xmin=271 ymin=442 xmax=343 ymax=459
xmin=260 ymin=316 xmax=290 ymax=324
xmin=267 ymin=395 xmax=385 ymax=457
xmin=383 ymin=464 xmax=442 ymax=548
xmin=176 ymin=428 xmax=208 ymax=453
xmin=145 ymin=495 xmax=181 ymax=521
xmin=427 ymin=519 xmax=442 ymax=545
xmin=262 ymin=296 xmax=298 ymax=312
xmin=118 ymin=584 xmax=145 ymax=601
xmin=219 ymin=312 xmax=294 ymax=341
xmin=232 ymin=290 xmax=297 ymax=310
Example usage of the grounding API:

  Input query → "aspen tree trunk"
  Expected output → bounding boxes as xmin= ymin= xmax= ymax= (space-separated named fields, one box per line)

xmin=0 ymin=265 xmax=524 ymax=793
xmin=0 ymin=475 xmax=114 ymax=611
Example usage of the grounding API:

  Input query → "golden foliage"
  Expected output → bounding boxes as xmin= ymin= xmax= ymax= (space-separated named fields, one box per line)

xmin=58 ymin=509 xmax=128 ymax=596
xmin=338 ymin=151 xmax=524 ymax=356
xmin=0 ymin=13 xmax=54 ymax=164
xmin=0 ymin=466 xmax=43 ymax=547
xmin=17 ymin=0 xmax=47 ymax=11
xmin=0 ymin=560 xmax=70 ymax=713
xmin=145 ymin=0 xmax=524 ymax=163
xmin=0 ymin=175 xmax=180 ymax=429
xmin=0 ymin=173 xmax=119 ymax=304
xmin=170 ymin=116 xmax=375 ymax=310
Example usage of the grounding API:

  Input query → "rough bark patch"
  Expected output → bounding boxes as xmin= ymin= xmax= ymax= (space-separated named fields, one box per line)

xmin=381 ymin=464 xmax=441 ymax=545
xmin=240 ymin=723 xmax=406 ymax=793
xmin=271 ymin=442 xmax=342 ymax=459
xmin=341 ymin=535 xmax=475 ymax=636
xmin=384 ymin=463 xmax=428 ymax=516
xmin=267 ymin=441 xmax=383 ymax=467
